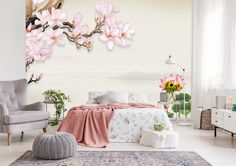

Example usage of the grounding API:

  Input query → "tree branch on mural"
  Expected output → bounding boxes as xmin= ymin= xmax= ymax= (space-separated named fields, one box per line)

xmin=25 ymin=59 xmax=34 ymax=71
xmin=28 ymin=73 xmax=43 ymax=84
xmin=26 ymin=0 xmax=135 ymax=84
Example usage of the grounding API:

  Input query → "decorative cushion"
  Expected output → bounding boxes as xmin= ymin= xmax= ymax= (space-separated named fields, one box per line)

xmin=33 ymin=132 xmax=77 ymax=160
xmin=140 ymin=129 xmax=179 ymax=148
xmin=4 ymin=111 xmax=50 ymax=124
xmin=128 ymin=92 xmax=148 ymax=103
xmin=87 ymin=91 xmax=107 ymax=104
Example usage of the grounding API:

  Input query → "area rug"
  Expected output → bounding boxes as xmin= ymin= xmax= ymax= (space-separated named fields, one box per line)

xmin=10 ymin=151 xmax=212 ymax=166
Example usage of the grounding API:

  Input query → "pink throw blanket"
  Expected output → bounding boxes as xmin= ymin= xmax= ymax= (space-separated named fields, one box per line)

xmin=58 ymin=103 xmax=156 ymax=147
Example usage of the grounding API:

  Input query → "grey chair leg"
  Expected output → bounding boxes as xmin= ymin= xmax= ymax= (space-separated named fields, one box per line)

xmin=8 ymin=133 xmax=12 ymax=145
xmin=43 ymin=128 xmax=47 ymax=133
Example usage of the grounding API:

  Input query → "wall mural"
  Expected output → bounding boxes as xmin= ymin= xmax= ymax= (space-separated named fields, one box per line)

xmin=25 ymin=0 xmax=135 ymax=84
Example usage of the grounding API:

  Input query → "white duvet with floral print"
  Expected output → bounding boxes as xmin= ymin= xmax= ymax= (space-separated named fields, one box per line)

xmin=108 ymin=108 xmax=172 ymax=142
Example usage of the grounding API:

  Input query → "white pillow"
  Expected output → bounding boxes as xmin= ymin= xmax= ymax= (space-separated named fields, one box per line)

xmin=107 ymin=91 xmax=129 ymax=103
xmin=87 ymin=91 xmax=107 ymax=104
xmin=128 ymin=92 xmax=148 ymax=103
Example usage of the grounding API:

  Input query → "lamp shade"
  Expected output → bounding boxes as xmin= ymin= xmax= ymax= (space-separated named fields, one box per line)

xmin=165 ymin=55 xmax=176 ymax=65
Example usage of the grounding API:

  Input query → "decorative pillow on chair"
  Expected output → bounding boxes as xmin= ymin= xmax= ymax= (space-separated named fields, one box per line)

xmin=128 ymin=92 xmax=148 ymax=103
xmin=87 ymin=91 xmax=107 ymax=104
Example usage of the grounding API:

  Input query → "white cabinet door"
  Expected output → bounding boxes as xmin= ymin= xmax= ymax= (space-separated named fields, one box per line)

xmin=224 ymin=112 xmax=236 ymax=133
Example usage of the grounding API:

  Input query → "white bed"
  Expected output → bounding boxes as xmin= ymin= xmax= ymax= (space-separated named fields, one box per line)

xmin=86 ymin=91 xmax=173 ymax=143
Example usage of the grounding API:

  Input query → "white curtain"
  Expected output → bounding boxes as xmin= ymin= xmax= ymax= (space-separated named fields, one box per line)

xmin=192 ymin=0 xmax=236 ymax=128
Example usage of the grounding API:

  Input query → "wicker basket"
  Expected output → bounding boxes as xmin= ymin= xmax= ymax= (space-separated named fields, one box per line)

xmin=200 ymin=109 xmax=214 ymax=130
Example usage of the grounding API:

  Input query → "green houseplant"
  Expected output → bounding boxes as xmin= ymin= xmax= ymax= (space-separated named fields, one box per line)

xmin=43 ymin=89 xmax=70 ymax=126
xmin=172 ymin=93 xmax=191 ymax=118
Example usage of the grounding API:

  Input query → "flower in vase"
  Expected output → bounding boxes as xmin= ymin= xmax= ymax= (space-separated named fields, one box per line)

xmin=159 ymin=74 xmax=184 ymax=95
xmin=176 ymin=83 xmax=183 ymax=91
xmin=167 ymin=80 xmax=175 ymax=89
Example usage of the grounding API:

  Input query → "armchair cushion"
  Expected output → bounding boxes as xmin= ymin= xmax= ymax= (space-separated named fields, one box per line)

xmin=20 ymin=102 xmax=43 ymax=111
xmin=4 ymin=111 xmax=50 ymax=125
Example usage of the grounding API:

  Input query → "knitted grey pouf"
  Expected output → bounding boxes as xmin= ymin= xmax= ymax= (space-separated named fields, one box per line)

xmin=32 ymin=132 xmax=77 ymax=160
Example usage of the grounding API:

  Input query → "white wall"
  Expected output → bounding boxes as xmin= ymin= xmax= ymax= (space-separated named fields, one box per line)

xmin=0 ymin=0 xmax=25 ymax=80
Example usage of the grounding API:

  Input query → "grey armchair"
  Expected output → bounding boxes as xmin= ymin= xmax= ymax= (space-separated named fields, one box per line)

xmin=0 ymin=79 xmax=50 ymax=145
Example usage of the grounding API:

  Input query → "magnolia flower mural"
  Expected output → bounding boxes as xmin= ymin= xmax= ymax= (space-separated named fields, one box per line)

xmin=26 ymin=0 xmax=135 ymax=84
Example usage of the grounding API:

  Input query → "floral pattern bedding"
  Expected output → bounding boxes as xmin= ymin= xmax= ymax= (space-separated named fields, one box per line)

xmin=108 ymin=108 xmax=172 ymax=142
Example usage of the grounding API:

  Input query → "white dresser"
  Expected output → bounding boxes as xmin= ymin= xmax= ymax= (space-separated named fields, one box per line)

xmin=211 ymin=109 xmax=236 ymax=137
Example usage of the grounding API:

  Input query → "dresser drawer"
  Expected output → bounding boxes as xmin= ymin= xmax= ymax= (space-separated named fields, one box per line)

xmin=212 ymin=109 xmax=224 ymax=120
xmin=224 ymin=112 xmax=236 ymax=133
xmin=212 ymin=116 xmax=223 ymax=128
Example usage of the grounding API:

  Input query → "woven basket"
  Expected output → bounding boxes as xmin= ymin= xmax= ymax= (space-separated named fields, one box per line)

xmin=200 ymin=109 xmax=214 ymax=130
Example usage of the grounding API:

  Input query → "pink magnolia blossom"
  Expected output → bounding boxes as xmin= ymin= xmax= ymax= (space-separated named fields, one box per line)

xmin=117 ymin=23 xmax=135 ymax=47
xmin=100 ymin=25 xmax=119 ymax=50
xmin=35 ymin=10 xmax=51 ymax=26
xmin=47 ymin=29 xmax=65 ymax=46
xmin=96 ymin=1 xmax=119 ymax=18
xmin=105 ymin=16 xmax=117 ymax=28
xmin=26 ymin=30 xmax=52 ymax=61
xmin=49 ymin=8 xmax=67 ymax=27
xmin=72 ymin=12 xmax=88 ymax=37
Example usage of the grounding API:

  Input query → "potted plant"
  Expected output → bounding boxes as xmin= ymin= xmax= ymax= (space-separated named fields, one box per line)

xmin=172 ymin=93 xmax=191 ymax=118
xmin=159 ymin=74 xmax=184 ymax=118
xmin=43 ymin=90 xmax=70 ymax=126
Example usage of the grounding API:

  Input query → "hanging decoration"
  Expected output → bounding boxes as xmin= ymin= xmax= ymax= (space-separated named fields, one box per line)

xmin=25 ymin=0 xmax=135 ymax=84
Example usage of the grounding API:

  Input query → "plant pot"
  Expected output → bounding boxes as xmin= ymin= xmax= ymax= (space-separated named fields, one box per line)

xmin=47 ymin=123 xmax=61 ymax=134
